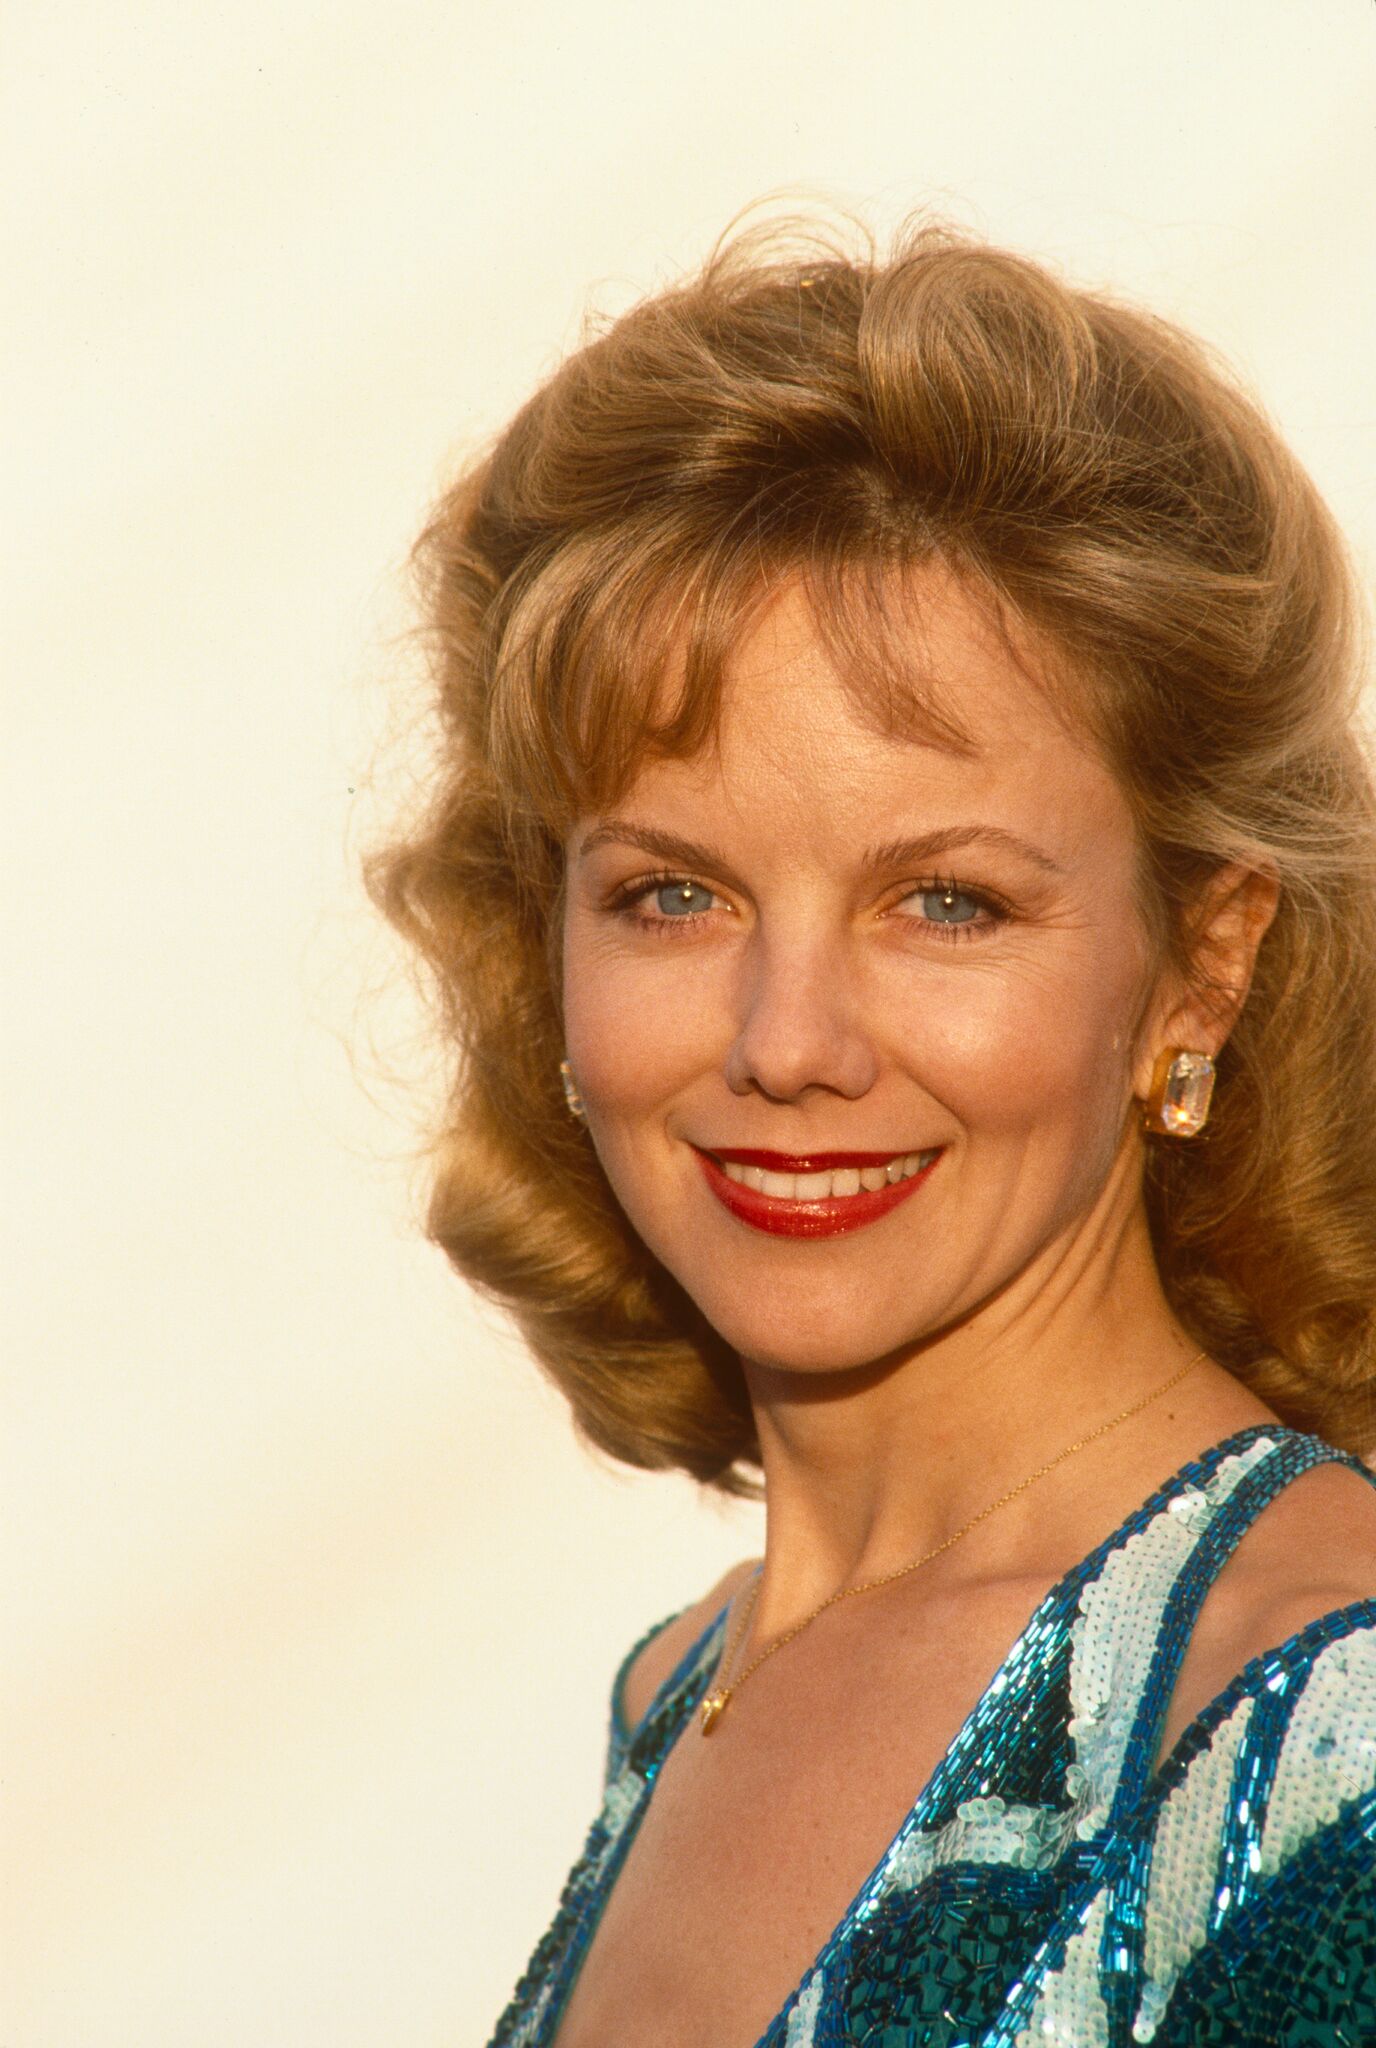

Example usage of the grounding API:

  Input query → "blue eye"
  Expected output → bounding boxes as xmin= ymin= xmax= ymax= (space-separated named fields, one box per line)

xmin=607 ymin=869 xmax=722 ymax=937
xmin=654 ymin=879 xmax=715 ymax=917
xmin=894 ymin=878 xmax=1004 ymax=941
xmin=918 ymin=884 xmax=981 ymax=925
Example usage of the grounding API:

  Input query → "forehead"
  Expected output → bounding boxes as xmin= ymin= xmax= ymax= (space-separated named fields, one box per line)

xmin=717 ymin=568 xmax=1052 ymax=748
xmin=612 ymin=570 xmax=1132 ymax=852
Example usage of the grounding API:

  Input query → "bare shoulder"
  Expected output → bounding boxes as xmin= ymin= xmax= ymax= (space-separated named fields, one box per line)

xmin=1156 ymin=1459 xmax=1376 ymax=1769
xmin=619 ymin=1556 xmax=761 ymax=1738
xmin=1231 ymin=1457 xmax=1376 ymax=1633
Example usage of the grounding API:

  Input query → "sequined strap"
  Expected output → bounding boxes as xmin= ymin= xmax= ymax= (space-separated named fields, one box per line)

xmin=604 ymin=1602 xmax=691 ymax=1785
xmin=1111 ymin=1430 xmax=1376 ymax=1826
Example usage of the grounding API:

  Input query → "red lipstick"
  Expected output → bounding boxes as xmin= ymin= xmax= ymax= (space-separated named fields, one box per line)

xmin=693 ymin=1145 xmax=941 ymax=1239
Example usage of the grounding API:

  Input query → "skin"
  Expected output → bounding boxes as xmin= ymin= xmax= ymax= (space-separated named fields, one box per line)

xmin=549 ymin=564 xmax=1376 ymax=2048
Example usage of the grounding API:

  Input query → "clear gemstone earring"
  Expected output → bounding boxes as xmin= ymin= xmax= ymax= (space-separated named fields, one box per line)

xmin=559 ymin=1058 xmax=587 ymax=1123
xmin=1141 ymin=1047 xmax=1216 ymax=1137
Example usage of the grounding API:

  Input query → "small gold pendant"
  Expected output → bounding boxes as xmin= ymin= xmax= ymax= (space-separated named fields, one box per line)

xmin=699 ymin=1689 xmax=728 ymax=1735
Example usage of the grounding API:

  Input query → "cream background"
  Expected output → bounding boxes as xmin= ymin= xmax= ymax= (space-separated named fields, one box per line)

xmin=5 ymin=3 xmax=1375 ymax=2042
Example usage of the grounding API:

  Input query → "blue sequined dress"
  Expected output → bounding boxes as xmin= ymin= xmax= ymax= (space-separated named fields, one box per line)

xmin=488 ymin=1426 xmax=1376 ymax=2046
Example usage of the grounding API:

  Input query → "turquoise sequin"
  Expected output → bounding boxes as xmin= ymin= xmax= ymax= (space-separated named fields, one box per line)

xmin=488 ymin=1426 xmax=1376 ymax=2046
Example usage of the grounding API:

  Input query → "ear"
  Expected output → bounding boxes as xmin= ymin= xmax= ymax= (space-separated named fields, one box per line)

xmin=1132 ymin=862 xmax=1281 ymax=1098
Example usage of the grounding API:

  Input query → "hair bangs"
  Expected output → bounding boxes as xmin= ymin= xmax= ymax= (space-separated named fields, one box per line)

xmin=489 ymin=522 xmax=1002 ymax=862
xmin=485 ymin=522 xmax=758 ymax=836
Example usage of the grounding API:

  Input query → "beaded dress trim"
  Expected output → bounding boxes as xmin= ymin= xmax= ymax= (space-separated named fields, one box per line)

xmin=488 ymin=1426 xmax=1376 ymax=2047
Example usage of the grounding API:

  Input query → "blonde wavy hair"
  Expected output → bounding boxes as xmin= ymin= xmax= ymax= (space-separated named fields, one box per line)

xmin=366 ymin=215 xmax=1376 ymax=1492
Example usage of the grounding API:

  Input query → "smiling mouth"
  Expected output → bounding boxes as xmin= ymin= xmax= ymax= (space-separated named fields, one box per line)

xmin=703 ymin=1147 xmax=942 ymax=1203
xmin=692 ymin=1143 xmax=943 ymax=1240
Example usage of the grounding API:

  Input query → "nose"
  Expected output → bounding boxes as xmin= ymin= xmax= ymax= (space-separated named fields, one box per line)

xmin=722 ymin=928 xmax=880 ymax=1103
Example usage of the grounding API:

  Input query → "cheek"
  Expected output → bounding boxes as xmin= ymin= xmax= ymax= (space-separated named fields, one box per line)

xmin=560 ymin=914 xmax=721 ymax=1120
xmin=906 ymin=950 xmax=1141 ymax=1149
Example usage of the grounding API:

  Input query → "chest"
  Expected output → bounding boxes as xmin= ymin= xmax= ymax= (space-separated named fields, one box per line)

xmin=546 ymin=1568 xmax=1258 ymax=2048
xmin=550 ymin=1583 xmax=1049 ymax=2048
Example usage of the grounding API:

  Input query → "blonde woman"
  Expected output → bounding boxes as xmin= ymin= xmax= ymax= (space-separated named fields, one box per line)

xmin=370 ymin=219 xmax=1376 ymax=2046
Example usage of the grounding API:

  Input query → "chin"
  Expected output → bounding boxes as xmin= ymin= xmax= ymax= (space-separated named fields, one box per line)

xmin=694 ymin=1287 xmax=935 ymax=1380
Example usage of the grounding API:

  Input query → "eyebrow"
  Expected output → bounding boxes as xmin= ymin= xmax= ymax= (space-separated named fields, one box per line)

xmin=577 ymin=820 xmax=1066 ymax=878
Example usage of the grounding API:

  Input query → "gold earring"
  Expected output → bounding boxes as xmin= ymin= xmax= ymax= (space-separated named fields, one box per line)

xmin=1141 ymin=1047 xmax=1216 ymax=1137
xmin=559 ymin=1058 xmax=587 ymax=1122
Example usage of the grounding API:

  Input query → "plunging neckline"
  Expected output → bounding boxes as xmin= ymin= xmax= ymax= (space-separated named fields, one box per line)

xmin=578 ymin=1423 xmax=1302 ymax=2048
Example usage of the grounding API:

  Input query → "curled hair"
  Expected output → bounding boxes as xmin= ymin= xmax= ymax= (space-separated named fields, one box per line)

xmin=366 ymin=214 xmax=1376 ymax=1490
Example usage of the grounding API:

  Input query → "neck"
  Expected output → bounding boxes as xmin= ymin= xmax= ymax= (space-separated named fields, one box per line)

xmin=738 ymin=1168 xmax=1266 ymax=1637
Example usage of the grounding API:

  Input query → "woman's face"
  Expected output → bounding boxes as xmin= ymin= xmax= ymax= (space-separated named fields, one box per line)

xmin=561 ymin=568 xmax=1176 ymax=1376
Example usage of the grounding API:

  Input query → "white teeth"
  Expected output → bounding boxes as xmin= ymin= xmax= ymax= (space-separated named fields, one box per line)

xmin=716 ymin=1150 xmax=938 ymax=1201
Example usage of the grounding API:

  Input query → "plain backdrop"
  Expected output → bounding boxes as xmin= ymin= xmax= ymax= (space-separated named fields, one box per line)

xmin=5 ymin=3 xmax=1375 ymax=2042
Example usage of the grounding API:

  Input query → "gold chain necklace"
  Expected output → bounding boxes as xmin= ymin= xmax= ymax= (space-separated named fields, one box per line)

xmin=698 ymin=1348 xmax=1206 ymax=1735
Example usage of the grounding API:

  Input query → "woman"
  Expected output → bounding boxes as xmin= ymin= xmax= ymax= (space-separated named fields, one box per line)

xmin=369 ymin=217 xmax=1376 ymax=2045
